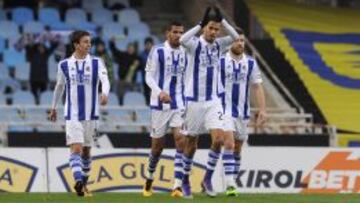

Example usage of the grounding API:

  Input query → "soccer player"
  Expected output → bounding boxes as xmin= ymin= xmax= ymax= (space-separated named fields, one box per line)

xmin=142 ymin=21 xmax=187 ymax=198
xmin=49 ymin=30 xmax=110 ymax=197
xmin=219 ymin=32 xmax=266 ymax=196
xmin=180 ymin=7 xmax=239 ymax=198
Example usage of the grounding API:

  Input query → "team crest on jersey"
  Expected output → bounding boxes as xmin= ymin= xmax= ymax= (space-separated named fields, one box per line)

xmin=86 ymin=66 xmax=90 ymax=71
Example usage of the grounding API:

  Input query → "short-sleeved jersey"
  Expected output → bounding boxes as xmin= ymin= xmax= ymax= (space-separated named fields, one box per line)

xmin=56 ymin=54 xmax=108 ymax=121
xmin=219 ymin=52 xmax=262 ymax=120
xmin=145 ymin=41 xmax=187 ymax=110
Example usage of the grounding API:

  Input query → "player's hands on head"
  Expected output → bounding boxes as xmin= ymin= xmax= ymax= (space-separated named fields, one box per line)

xmin=199 ymin=6 xmax=212 ymax=28
xmin=100 ymin=94 xmax=108 ymax=105
xmin=214 ymin=6 xmax=223 ymax=22
xmin=159 ymin=91 xmax=172 ymax=103
xmin=49 ymin=109 xmax=57 ymax=122
xmin=255 ymin=110 xmax=267 ymax=126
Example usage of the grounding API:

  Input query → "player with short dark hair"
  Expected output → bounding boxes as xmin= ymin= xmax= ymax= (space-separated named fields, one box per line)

xmin=49 ymin=30 xmax=110 ymax=197
xmin=142 ymin=21 xmax=187 ymax=198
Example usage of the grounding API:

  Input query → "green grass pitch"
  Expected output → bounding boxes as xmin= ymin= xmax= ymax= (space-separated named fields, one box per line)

xmin=0 ymin=193 xmax=360 ymax=203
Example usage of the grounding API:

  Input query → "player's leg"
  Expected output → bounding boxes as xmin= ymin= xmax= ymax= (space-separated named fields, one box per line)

xmin=143 ymin=110 xmax=168 ymax=197
xmin=201 ymin=128 xmax=222 ymax=197
xmin=221 ymin=116 xmax=238 ymax=196
xmin=234 ymin=139 xmax=244 ymax=181
xmin=181 ymin=102 xmax=204 ymax=199
xmin=233 ymin=120 xmax=248 ymax=190
xmin=182 ymin=135 xmax=198 ymax=199
xmin=171 ymin=126 xmax=185 ymax=197
xmin=223 ymin=130 xmax=239 ymax=196
xmin=66 ymin=121 xmax=86 ymax=196
xmin=81 ymin=121 xmax=97 ymax=197
xmin=201 ymin=101 xmax=224 ymax=197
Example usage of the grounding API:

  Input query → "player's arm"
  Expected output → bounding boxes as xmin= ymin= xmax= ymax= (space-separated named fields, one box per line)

xmin=145 ymin=48 xmax=171 ymax=103
xmin=251 ymin=61 xmax=266 ymax=126
xmin=179 ymin=7 xmax=211 ymax=51
xmin=217 ymin=59 xmax=226 ymax=97
xmin=214 ymin=7 xmax=240 ymax=50
xmin=98 ymin=59 xmax=110 ymax=105
xmin=50 ymin=64 xmax=66 ymax=122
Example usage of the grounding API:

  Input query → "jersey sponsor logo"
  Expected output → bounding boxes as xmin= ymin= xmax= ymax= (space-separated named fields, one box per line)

xmin=236 ymin=151 xmax=360 ymax=193
xmin=0 ymin=156 xmax=38 ymax=192
xmin=57 ymin=153 xmax=206 ymax=192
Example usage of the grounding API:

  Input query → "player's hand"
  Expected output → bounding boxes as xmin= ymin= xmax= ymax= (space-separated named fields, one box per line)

xmin=100 ymin=94 xmax=108 ymax=105
xmin=49 ymin=109 xmax=57 ymax=122
xmin=199 ymin=6 xmax=212 ymax=28
xmin=159 ymin=91 xmax=171 ymax=103
xmin=255 ymin=110 xmax=266 ymax=126
xmin=214 ymin=6 xmax=223 ymax=22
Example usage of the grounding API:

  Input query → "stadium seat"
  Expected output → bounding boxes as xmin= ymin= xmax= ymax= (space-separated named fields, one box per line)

xmin=3 ymin=49 xmax=26 ymax=67
xmin=0 ymin=37 xmax=6 ymax=53
xmin=103 ymin=22 xmax=125 ymax=39
xmin=23 ymin=21 xmax=45 ymax=34
xmin=12 ymin=91 xmax=35 ymax=105
xmin=82 ymin=0 xmax=105 ymax=12
xmin=1 ymin=78 xmax=21 ymax=94
xmin=65 ymin=8 xmax=88 ymax=26
xmin=37 ymin=125 xmax=63 ymax=132
xmin=114 ymin=37 xmax=133 ymax=51
xmin=38 ymin=8 xmax=61 ymax=26
xmin=0 ymin=108 xmax=23 ymax=122
xmin=91 ymin=9 xmax=114 ymax=26
xmin=0 ymin=64 xmax=9 ymax=80
xmin=39 ymin=90 xmax=53 ymax=105
xmin=48 ymin=55 xmax=58 ymax=82
xmin=135 ymin=108 xmax=150 ymax=123
xmin=11 ymin=7 xmax=34 ymax=25
xmin=127 ymin=22 xmax=150 ymax=38
xmin=108 ymin=92 xmax=119 ymax=105
xmin=0 ymin=9 xmax=6 ymax=21
xmin=72 ymin=22 xmax=97 ymax=31
xmin=8 ymin=125 xmax=34 ymax=132
xmin=108 ymin=0 xmax=130 ymax=8
xmin=49 ymin=22 xmax=72 ymax=31
xmin=0 ymin=21 xmax=19 ymax=39
xmin=0 ymin=94 xmax=6 ymax=105
xmin=14 ymin=62 xmax=30 ymax=81
xmin=123 ymin=91 xmax=146 ymax=106
xmin=117 ymin=9 xmax=140 ymax=26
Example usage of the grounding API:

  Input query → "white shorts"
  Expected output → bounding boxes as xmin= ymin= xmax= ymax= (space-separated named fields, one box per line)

xmin=65 ymin=120 xmax=97 ymax=147
xmin=183 ymin=100 xmax=224 ymax=136
xmin=223 ymin=114 xmax=249 ymax=141
xmin=150 ymin=109 xmax=184 ymax=138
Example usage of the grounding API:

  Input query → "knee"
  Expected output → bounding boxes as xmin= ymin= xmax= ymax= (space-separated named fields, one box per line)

xmin=211 ymin=136 xmax=223 ymax=151
xmin=223 ymin=141 xmax=234 ymax=151
xmin=71 ymin=144 xmax=82 ymax=154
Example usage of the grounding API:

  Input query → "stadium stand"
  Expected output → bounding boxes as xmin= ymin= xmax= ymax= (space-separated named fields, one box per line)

xmin=0 ymin=0 xmax=335 ymax=148
xmin=246 ymin=0 xmax=360 ymax=134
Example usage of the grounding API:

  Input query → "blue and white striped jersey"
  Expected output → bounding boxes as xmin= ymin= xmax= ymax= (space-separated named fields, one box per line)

xmin=56 ymin=54 xmax=109 ymax=121
xmin=145 ymin=41 xmax=187 ymax=110
xmin=183 ymin=35 xmax=233 ymax=102
xmin=219 ymin=52 xmax=262 ymax=120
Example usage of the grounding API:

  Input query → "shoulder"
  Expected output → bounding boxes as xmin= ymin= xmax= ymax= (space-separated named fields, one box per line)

xmin=153 ymin=43 xmax=165 ymax=51
xmin=245 ymin=54 xmax=256 ymax=62
xmin=58 ymin=58 xmax=69 ymax=68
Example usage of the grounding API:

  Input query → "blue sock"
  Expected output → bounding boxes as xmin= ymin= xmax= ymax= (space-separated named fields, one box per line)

xmin=222 ymin=150 xmax=236 ymax=187
xmin=147 ymin=154 xmax=160 ymax=180
xmin=69 ymin=153 xmax=83 ymax=182
xmin=82 ymin=156 xmax=91 ymax=180
xmin=234 ymin=154 xmax=241 ymax=180
xmin=204 ymin=150 xmax=220 ymax=182
xmin=182 ymin=155 xmax=193 ymax=184
xmin=174 ymin=150 xmax=183 ymax=188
